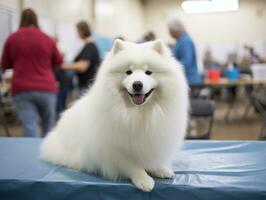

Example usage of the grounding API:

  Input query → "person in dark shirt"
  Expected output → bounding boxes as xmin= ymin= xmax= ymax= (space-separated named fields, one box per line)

xmin=0 ymin=8 xmax=63 ymax=137
xmin=63 ymin=21 xmax=100 ymax=94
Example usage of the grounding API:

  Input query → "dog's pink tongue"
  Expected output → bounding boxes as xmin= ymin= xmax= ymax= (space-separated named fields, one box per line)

xmin=132 ymin=94 xmax=145 ymax=105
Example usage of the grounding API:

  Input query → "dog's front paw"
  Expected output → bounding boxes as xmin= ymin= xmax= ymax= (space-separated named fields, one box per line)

xmin=149 ymin=167 xmax=174 ymax=179
xmin=131 ymin=174 xmax=155 ymax=192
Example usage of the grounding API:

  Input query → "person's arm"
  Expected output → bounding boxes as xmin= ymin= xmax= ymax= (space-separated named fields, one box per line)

xmin=51 ymin=42 xmax=63 ymax=68
xmin=62 ymin=44 xmax=94 ymax=73
xmin=62 ymin=60 xmax=90 ymax=73
xmin=1 ymin=38 xmax=13 ymax=69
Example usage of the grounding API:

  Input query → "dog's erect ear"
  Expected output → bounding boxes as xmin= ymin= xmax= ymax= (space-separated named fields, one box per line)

xmin=152 ymin=39 xmax=165 ymax=55
xmin=112 ymin=39 xmax=124 ymax=55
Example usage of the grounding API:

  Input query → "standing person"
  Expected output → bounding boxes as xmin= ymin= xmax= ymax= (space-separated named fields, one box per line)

xmin=63 ymin=21 xmax=100 ymax=94
xmin=168 ymin=19 xmax=202 ymax=85
xmin=54 ymin=68 xmax=74 ymax=116
xmin=138 ymin=31 xmax=156 ymax=43
xmin=0 ymin=8 xmax=63 ymax=137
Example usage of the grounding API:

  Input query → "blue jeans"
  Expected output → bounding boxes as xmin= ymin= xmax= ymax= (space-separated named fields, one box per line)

xmin=13 ymin=91 xmax=56 ymax=137
xmin=55 ymin=69 xmax=74 ymax=116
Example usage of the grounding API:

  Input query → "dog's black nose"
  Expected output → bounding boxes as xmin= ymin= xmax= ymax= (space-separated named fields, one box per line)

xmin=133 ymin=81 xmax=143 ymax=92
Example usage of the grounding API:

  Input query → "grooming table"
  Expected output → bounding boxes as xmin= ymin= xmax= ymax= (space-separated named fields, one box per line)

xmin=0 ymin=138 xmax=265 ymax=200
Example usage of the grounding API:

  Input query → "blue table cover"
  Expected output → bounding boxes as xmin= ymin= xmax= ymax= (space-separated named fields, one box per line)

xmin=0 ymin=137 xmax=266 ymax=200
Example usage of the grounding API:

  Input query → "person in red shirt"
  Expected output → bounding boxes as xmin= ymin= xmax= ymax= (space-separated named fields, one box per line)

xmin=0 ymin=8 xmax=63 ymax=137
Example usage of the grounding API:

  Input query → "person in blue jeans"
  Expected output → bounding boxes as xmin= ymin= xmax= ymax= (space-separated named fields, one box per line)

xmin=13 ymin=92 xmax=56 ymax=137
xmin=1 ymin=9 xmax=63 ymax=137
xmin=168 ymin=19 xmax=202 ymax=85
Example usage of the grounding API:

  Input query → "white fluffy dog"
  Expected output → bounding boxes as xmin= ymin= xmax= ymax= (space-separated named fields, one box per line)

xmin=40 ymin=39 xmax=189 ymax=192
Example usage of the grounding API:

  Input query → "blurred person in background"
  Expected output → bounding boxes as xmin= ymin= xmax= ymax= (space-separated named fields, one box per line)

xmin=144 ymin=32 xmax=156 ymax=42
xmin=0 ymin=8 xmax=63 ymax=137
xmin=115 ymin=36 xmax=125 ymax=41
xmin=52 ymin=36 xmax=75 ymax=116
xmin=168 ymin=19 xmax=202 ymax=85
xmin=54 ymin=67 xmax=74 ymax=116
xmin=244 ymin=45 xmax=261 ymax=64
xmin=63 ymin=21 xmax=100 ymax=95
xmin=203 ymin=48 xmax=214 ymax=70
xmin=138 ymin=31 xmax=156 ymax=43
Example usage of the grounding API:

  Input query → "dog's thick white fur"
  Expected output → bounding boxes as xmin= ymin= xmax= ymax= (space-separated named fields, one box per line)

xmin=40 ymin=39 xmax=189 ymax=192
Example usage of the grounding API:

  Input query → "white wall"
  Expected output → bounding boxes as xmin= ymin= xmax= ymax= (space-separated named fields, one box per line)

xmin=1 ymin=0 xmax=265 ymax=44
xmin=0 ymin=0 xmax=19 ymax=10
xmin=1 ymin=0 xmax=266 ymax=62
xmin=0 ymin=0 xmax=94 ymax=35
xmin=1 ymin=0 xmax=145 ymax=41
xmin=144 ymin=0 xmax=266 ymax=44
xmin=144 ymin=0 xmax=266 ymax=63
xmin=95 ymin=0 xmax=145 ymax=40
xmin=0 ymin=0 xmax=19 ymax=56
xmin=23 ymin=0 xmax=93 ymax=25
xmin=24 ymin=0 xmax=145 ymax=41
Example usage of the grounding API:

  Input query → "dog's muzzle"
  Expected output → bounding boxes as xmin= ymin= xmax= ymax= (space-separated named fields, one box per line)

xmin=128 ymin=88 xmax=154 ymax=105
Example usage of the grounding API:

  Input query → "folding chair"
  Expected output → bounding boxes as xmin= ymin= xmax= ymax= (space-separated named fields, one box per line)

xmin=0 ymin=94 xmax=11 ymax=137
xmin=251 ymin=87 xmax=266 ymax=140
xmin=187 ymin=99 xmax=215 ymax=139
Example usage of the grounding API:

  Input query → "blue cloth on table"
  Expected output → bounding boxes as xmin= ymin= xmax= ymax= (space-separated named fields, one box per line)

xmin=0 ymin=138 xmax=266 ymax=200
xmin=172 ymin=33 xmax=202 ymax=85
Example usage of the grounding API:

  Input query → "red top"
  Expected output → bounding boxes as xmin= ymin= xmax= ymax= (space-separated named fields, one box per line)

xmin=1 ymin=27 xmax=63 ymax=95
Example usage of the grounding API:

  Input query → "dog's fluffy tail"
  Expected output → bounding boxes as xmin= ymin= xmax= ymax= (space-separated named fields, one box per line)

xmin=40 ymin=131 xmax=82 ymax=169
xmin=40 ymin=131 xmax=65 ymax=165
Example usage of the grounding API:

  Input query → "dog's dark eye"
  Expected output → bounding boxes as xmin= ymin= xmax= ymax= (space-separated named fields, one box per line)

xmin=126 ymin=70 xmax=132 ymax=75
xmin=145 ymin=70 xmax=152 ymax=75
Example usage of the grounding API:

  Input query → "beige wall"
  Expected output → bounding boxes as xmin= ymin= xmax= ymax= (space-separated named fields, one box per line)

xmin=23 ymin=0 xmax=93 ymax=24
xmin=0 ymin=0 xmax=19 ymax=10
xmin=95 ymin=0 xmax=145 ymax=40
xmin=1 ymin=0 xmax=265 ymax=60
xmin=1 ymin=0 xmax=265 ymax=43
xmin=144 ymin=0 xmax=266 ymax=44
xmin=143 ymin=0 xmax=266 ymax=64
xmin=0 ymin=0 xmax=145 ymax=41
xmin=0 ymin=0 xmax=93 ymax=34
